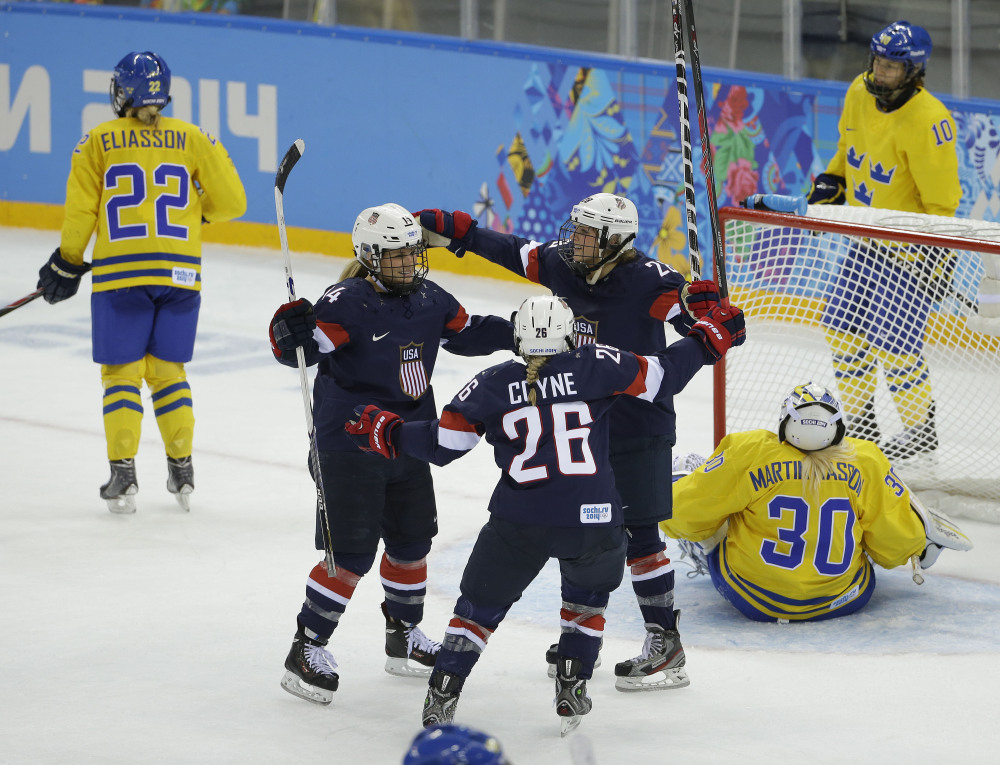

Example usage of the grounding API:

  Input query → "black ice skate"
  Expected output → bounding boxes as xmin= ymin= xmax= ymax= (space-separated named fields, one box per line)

xmin=881 ymin=405 xmax=939 ymax=463
xmin=421 ymin=669 xmax=463 ymax=728
xmin=100 ymin=459 xmax=138 ymax=514
xmin=382 ymin=601 xmax=440 ymax=678
xmin=166 ymin=456 xmax=194 ymax=511
xmin=280 ymin=625 xmax=340 ymax=706
xmin=545 ymin=642 xmax=601 ymax=679
xmin=614 ymin=613 xmax=690 ymax=692
xmin=846 ymin=399 xmax=881 ymax=443
xmin=554 ymin=656 xmax=592 ymax=737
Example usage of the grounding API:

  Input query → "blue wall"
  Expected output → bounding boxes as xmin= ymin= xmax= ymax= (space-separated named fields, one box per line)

xmin=3 ymin=3 xmax=1000 ymax=266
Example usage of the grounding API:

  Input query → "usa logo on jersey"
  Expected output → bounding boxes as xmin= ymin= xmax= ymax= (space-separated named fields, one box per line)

xmin=573 ymin=316 xmax=598 ymax=345
xmin=399 ymin=342 xmax=428 ymax=399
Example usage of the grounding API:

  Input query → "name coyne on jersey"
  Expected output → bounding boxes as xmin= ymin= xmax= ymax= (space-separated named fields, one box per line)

xmin=580 ymin=503 xmax=611 ymax=523
xmin=507 ymin=372 xmax=578 ymax=405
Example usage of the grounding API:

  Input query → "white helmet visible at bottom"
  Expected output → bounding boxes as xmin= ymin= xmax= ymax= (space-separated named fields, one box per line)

xmin=777 ymin=382 xmax=846 ymax=451
xmin=513 ymin=295 xmax=576 ymax=357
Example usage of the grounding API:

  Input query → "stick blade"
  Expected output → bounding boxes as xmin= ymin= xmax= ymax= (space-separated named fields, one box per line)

xmin=275 ymin=139 xmax=306 ymax=194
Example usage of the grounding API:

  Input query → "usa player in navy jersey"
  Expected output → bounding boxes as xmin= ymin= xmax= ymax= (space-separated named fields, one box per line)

xmin=268 ymin=203 xmax=515 ymax=706
xmin=417 ymin=194 xmax=721 ymax=691
xmin=345 ymin=295 xmax=745 ymax=734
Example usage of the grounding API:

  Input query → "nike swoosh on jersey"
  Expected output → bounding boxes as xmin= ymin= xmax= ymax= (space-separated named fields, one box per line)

xmin=372 ymin=332 xmax=390 ymax=341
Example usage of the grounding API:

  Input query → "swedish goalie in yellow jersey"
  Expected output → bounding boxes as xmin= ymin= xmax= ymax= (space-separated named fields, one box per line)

xmin=37 ymin=51 xmax=246 ymax=514
xmin=661 ymin=383 xmax=971 ymax=622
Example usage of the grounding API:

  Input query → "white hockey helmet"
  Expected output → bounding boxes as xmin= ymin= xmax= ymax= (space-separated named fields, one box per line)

xmin=352 ymin=203 xmax=428 ymax=295
xmin=557 ymin=193 xmax=639 ymax=277
xmin=777 ymin=382 xmax=847 ymax=452
xmin=570 ymin=193 xmax=638 ymax=242
xmin=513 ymin=295 xmax=577 ymax=358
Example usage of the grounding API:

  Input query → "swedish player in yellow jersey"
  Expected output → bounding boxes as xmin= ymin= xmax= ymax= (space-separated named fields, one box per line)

xmin=807 ymin=21 xmax=960 ymax=465
xmin=37 ymin=51 xmax=246 ymax=513
xmin=661 ymin=383 xmax=971 ymax=622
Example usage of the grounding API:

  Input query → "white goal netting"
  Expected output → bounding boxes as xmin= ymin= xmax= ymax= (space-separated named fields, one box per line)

xmin=718 ymin=204 xmax=1000 ymax=522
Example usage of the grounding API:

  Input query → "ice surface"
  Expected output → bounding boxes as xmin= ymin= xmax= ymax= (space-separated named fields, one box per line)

xmin=2 ymin=227 xmax=998 ymax=764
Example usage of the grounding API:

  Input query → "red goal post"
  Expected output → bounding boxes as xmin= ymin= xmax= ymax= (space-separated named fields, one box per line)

xmin=714 ymin=204 xmax=1000 ymax=521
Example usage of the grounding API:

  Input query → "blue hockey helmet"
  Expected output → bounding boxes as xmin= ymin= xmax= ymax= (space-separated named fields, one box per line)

xmin=778 ymin=382 xmax=846 ymax=452
xmin=403 ymin=724 xmax=510 ymax=764
xmin=111 ymin=51 xmax=171 ymax=117
xmin=864 ymin=21 xmax=931 ymax=105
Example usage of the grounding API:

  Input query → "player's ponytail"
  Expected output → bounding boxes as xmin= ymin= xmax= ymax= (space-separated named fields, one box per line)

xmin=128 ymin=105 xmax=161 ymax=126
xmin=525 ymin=356 xmax=549 ymax=406
xmin=800 ymin=442 xmax=856 ymax=496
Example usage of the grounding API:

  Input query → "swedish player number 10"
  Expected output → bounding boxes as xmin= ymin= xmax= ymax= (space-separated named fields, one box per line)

xmin=931 ymin=119 xmax=954 ymax=146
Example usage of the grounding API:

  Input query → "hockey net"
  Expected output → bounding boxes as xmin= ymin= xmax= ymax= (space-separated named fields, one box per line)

xmin=715 ymin=205 xmax=1000 ymax=522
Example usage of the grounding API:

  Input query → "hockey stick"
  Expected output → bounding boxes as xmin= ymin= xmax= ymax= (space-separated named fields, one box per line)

xmin=670 ymin=0 xmax=702 ymax=282
xmin=681 ymin=0 xmax=730 ymax=304
xmin=274 ymin=138 xmax=336 ymax=573
xmin=0 ymin=288 xmax=43 ymax=319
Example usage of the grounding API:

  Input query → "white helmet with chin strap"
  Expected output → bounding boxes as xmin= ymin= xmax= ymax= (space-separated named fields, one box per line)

xmin=778 ymin=382 xmax=847 ymax=452
xmin=513 ymin=295 xmax=576 ymax=357
xmin=351 ymin=203 xmax=428 ymax=295
xmin=557 ymin=193 xmax=639 ymax=280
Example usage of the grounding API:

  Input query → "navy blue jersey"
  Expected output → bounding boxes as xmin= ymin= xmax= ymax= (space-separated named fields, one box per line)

xmin=396 ymin=340 xmax=709 ymax=527
xmin=274 ymin=277 xmax=513 ymax=451
xmin=465 ymin=227 xmax=694 ymax=440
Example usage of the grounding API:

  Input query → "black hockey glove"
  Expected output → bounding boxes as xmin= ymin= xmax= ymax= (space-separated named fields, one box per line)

xmin=806 ymin=173 xmax=846 ymax=205
xmin=269 ymin=298 xmax=316 ymax=353
xmin=345 ymin=405 xmax=403 ymax=459
xmin=688 ymin=304 xmax=746 ymax=362
xmin=37 ymin=248 xmax=91 ymax=304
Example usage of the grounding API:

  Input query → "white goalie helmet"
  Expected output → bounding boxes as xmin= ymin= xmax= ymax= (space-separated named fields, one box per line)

xmin=777 ymin=382 xmax=847 ymax=452
xmin=513 ymin=295 xmax=577 ymax=358
xmin=351 ymin=203 xmax=428 ymax=295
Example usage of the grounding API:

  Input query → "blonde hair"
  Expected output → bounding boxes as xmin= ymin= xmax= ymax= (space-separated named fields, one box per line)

xmin=799 ymin=441 xmax=856 ymax=496
xmin=339 ymin=259 xmax=369 ymax=281
xmin=126 ymin=105 xmax=161 ymax=126
xmin=524 ymin=356 xmax=550 ymax=406
xmin=615 ymin=246 xmax=639 ymax=264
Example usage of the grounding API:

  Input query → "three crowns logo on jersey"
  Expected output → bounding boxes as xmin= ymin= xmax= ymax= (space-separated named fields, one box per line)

xmin=399 ymin=342 xmax=429 ymax=399
xmin=573 ymin=316 xmax=598 ymax=345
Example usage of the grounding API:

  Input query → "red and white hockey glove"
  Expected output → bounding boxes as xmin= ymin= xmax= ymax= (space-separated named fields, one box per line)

xmin=345 ymin=405 xmax=403 ymax=459
xmin=688 ymin=304 xmax=746 ymax=361
xmin=679 ymin=279 xmax=720 ymax=321
xmin=414 ymin=209 xmax=478 ymax=256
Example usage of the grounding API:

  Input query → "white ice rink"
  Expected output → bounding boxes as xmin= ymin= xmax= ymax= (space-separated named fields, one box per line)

xmin=2 ymin=225 xmax=999 ymax=764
